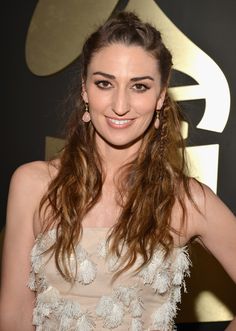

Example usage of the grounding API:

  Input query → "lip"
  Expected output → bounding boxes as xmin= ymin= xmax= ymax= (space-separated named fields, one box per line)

xmin=105 ymin=116 xmax=135 ymax=129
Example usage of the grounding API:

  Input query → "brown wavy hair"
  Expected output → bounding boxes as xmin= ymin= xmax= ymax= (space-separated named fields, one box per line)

xmin=40 ymin=11 xmax=193 ymax=282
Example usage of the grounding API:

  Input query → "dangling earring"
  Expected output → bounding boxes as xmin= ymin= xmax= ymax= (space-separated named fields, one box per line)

xmin=154 ymin=110 xmax=160 ymax=129
xmin=82 ymin=103 xmax=91 ymax=122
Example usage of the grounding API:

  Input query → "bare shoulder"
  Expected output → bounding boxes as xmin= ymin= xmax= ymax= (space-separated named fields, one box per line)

xmin=171 ymin=179 xmax=235 ymax=243
xmin=9 ymin=159 xmax=60 ymax=200
xmin=183 ymin=179 xmax=236 ymax=282
xmin=186 ymin=178 xmax=235 ymax=230
xmin=170 ymin=179 xmax=205 ymax=243
xmin=185 ymin=177 xmax=206 ymax=210
xmin=7 ymin=160 xmax=60 ymax=236
xmin=11 ymin=159 xmax=59 ymax=189
xmin=0 ymin=160 xmax=60 ymax=324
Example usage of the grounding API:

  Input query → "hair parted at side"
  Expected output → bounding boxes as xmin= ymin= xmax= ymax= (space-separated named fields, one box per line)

xmin=40 ymin=11 xmax=195 ymax=282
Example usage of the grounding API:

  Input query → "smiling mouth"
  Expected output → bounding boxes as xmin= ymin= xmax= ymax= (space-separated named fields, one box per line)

xmin=106 ymin=117 xmax=134 ymax=128
xmin=109 ymin=118 xmax=131 ymax=124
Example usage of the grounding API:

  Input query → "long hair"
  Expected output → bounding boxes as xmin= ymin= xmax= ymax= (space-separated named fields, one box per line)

xmin=40 ymin=11 xmax=193 ymax=282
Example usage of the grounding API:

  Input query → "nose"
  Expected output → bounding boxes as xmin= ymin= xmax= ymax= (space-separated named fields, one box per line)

xmin=112 ymin=88 xmax=130 ymax=116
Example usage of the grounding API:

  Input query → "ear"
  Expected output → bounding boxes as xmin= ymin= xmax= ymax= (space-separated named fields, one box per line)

xmin=156 ymin=88 xmax=166 ymax=110
xmin=81 ymin=79 xmax=89 ymax=103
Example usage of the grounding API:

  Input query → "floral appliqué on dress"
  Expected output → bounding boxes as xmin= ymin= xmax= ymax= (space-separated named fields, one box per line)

xmin=28 ymin=230 xmax=191 ymax=331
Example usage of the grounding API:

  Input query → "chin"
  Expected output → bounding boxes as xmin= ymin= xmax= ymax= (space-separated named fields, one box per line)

xmin=95 ymin=128 xmax=145 ymax=150
xmin=104 ymin=135 xmax=143 ymax=149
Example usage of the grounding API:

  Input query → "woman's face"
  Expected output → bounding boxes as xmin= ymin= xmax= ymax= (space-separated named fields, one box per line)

xmin=82 ymin=43 xmax=166 ymax=149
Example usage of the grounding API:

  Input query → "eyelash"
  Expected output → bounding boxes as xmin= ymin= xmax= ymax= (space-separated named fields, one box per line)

xmin=94 ymin=80 xmax=150 ymax=92
xmin=132 ymin=83 xmax=150 ymax=92
xmin=94 ymin=80 xmax=112 ymax=89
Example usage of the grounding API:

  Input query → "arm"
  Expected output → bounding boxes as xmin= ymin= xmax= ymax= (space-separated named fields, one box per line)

xmin=0 ymin=162 xmax=48 ymax=331
xmin=190 ymin=183 xmax=236 ymax=330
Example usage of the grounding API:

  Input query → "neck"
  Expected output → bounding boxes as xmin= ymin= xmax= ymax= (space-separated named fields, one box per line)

xmin=95 ymin=135 xmax=141 ymax=177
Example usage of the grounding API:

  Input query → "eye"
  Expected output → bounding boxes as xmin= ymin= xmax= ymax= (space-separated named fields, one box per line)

xmin=95 ymin=80 xmax=112 ymax=89
xmin=132 ymin=83 xmax=150 ymax=92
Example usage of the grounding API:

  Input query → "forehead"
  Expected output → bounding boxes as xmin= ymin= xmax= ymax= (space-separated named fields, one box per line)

xmin=87 ymin=43 xmax=160 ymax=79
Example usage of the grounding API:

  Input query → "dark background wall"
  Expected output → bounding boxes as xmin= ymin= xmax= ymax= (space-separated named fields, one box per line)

xmin=1 ymin=1 xmax=236 ymax=330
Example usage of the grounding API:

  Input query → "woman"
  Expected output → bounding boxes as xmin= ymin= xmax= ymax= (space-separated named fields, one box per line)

xmin=0 ymin=11 xmax=235 ymax=331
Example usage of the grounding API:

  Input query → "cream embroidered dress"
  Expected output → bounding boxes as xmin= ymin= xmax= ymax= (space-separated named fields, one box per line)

xmin=28 ymin=227 xmax=190 ymax=331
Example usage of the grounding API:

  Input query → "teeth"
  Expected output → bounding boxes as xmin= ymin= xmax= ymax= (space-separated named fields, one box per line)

xmin=109 ymin=119 xmax=131 ymax=125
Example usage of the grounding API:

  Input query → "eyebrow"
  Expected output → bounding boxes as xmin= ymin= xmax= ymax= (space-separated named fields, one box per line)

xmin=92 ymin=71 xmax=154 ymax=81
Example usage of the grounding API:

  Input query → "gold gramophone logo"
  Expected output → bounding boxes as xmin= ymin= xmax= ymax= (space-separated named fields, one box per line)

xmin=25 ymin=0 xmax=231 ymax=194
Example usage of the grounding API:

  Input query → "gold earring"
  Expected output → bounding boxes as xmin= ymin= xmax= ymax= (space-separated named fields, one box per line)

xmin=154 ymin=110 xmax=160 ymax=129
xmin=82 ymin=103 xmax=91 ymax=122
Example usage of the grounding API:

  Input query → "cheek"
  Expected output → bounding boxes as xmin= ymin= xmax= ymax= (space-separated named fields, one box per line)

xmin=87 ymin=89 xmax=111 ymax=114
xmin=87 ymin=100 xmax=105 ymax=117
xmin=132 ymin=95 xmax=157 ymax=115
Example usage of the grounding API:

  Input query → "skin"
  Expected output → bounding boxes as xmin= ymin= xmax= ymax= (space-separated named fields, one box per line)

xmin=0 ymin=43 xmax=236 ymax=331
xmin=82 ymin=44 xmax=165 ymax=152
